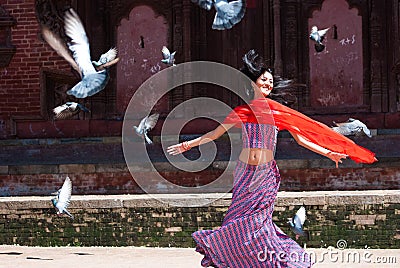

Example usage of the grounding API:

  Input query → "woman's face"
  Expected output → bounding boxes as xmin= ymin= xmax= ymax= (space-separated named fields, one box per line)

xmin=255 ymin=71 xmax=273 ymax=97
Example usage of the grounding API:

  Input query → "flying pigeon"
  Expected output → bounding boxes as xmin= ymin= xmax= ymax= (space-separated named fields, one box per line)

xmin=287 ymin=206 xmax=309 ymax=240
xmin=134 ymin=113 xmax=160 ymax=144
xmin=53 ymin=102 xmax=90 ymax=120
xmin=51 ymin=177 xmax=74 ymax=219
xmin=191 ymin=0 xmax=246 ymax=30
xmin=332 ymin=118 xmax=372 ymax=137
xmin=309 ymin=26 xmax=330 ymax=52
xmin=41 ymin=9 xmax=119 ymax=98
xmin=161 ymin=46 xmax=176 ymax=66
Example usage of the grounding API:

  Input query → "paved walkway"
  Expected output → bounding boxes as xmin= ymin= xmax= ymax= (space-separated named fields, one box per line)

xmin=0 ymin=245 xmax=398 ymax=268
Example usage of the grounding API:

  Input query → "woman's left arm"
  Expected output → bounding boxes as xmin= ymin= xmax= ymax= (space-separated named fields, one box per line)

xmin=289 ymin=131 xmax=348 ymax=168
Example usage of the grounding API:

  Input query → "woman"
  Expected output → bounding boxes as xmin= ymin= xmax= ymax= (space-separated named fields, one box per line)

xmin=167 ymin=50 xmax=377 ymax=267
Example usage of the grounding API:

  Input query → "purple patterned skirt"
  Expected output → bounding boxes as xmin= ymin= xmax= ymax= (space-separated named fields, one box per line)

xmin=192 ymin=160 xmax=312 ymax=267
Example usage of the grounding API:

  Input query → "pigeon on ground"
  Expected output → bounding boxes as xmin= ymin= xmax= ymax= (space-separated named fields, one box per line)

xmin=309 ymin=26 xmax=330 ymax=52
xmin=134 ymin=113 xmax=160 ymax=144
xmin=51 ymin=177 xmax=74 ymax=219
xmin=41 ymin=9 xmax=119 ymax=99
xmin=332 ymin=118 xmax=372 ymax=137
xmin=191 ymin=0 xmax=246 ymax=30
xmin=287 ymin=206 xmax=309 ymax=240
xmin=53 ymin=102 xmax=90 ymax=120
xmin=161 ymin=46 xmax=176 ymax=67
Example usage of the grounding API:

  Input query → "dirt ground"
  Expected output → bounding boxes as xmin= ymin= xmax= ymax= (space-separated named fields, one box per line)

xmin=0 ymin=245 xmax=398 ymax=268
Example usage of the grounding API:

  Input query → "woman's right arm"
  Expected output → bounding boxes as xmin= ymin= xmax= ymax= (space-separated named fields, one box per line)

xmin=167 ymin=124 xmax=235 ymax=155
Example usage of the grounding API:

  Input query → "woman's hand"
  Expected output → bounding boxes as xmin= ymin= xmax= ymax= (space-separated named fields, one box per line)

xmin=326 ymin=151 xmax=348 ymax=168
xmin=167 ymin=142 xmax=191 ymax=155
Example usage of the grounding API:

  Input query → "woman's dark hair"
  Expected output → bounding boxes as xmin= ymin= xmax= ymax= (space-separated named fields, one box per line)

xmin=240 ymin=49 xmax=301 ymax=106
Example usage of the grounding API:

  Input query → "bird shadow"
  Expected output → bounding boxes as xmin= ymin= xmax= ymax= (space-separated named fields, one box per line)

xmin=26 ymin=256 xmax=54 ymax=261
xmin=72 ymin=252 xmax=94 ymax=256
xmin=0 ymin=252 xmax=23 ymax=255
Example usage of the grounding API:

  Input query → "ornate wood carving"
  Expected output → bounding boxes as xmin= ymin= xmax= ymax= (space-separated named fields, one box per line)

xmin=369 ymin=0 xmax=387 ymax=113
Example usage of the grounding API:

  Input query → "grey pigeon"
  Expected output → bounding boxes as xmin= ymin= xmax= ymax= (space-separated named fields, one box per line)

xmin=41 ymin=9 xmax=119 ymax=98
xmin=53 ymin=102 xmax=90 ymax=120
xmin=287 ymin=206 xmax=309 ymax=240
xmin=51 ymin=177 xmax=74 ymax=219
xmin=309 ymin=26 xmax=330 ymax=52
xmin=161 ymin=46 xmax=176 ymax=66
xmin=191 ymin=0 xmax=246 ymax=30
xmin=134 ymin=113 xmax=160 ymax=144
xmin=332 ymin=118 xmax=372 ymax=137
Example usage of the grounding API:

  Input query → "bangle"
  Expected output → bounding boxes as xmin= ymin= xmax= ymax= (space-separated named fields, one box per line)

xmin=182 ymin=141 xmax=192 ymax=151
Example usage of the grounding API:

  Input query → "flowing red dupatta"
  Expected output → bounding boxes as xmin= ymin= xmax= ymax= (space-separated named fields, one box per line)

xmin=223 ymin=98 xmax=377 ymax=164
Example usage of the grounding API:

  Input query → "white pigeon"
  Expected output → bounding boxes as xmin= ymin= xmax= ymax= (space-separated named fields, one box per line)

xmin=332 ymin=118 xmax=372 ymax=137
xmin=134 ymin=113 xmax=160 ymax=144
xmin=161 ymin=46 xmax=176 ymax=66
xmin=287 ymin=206 xmax=308 ymax=240
xmin=51 ymin=177 xmax=73 ymax=219
xmin=53 ymin=102 xmax=90 ymax=120
xmin=41 ymin=9 xmax=119 ymax=98
xmin=309 ymin=26 xmax=330 ymax=52
xmin=191 ymin=0 xmax=246 ymax=30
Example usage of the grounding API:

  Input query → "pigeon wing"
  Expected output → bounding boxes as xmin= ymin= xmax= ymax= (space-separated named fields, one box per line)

xmin=317 ymin=27 xmax=330 ymax=37
xmin=145 ymin=113 xmax=159 ymax=130
xmin=169 ymin=51 xmax=176 ymax=65
xmin=64 ymin=9 xmax=96 ymax=76
xmin=295 ymin=206 xmax=306 ymax=225
xmin=41 ymin=26 xmax=82 ymax=78
xmin=144 ymin=132 xmax=153 ymax=144
xmin=161 ymin=46 xmax=171 ymax=60
xmin=96 ymin=48 xmax=118 ymax=65
xmin=191 ymin=0 xmax=214 ymax=10
xmin=56 ymin=177 xmax=72 ymax=211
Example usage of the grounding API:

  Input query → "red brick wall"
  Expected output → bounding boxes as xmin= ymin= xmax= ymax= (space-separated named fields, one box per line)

xmin=0 ymin=0 xmax=70 ymax=138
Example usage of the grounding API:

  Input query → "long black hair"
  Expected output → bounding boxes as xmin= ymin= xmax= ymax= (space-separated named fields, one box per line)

xmin=240 ymin=49 xmax=300 ymax=106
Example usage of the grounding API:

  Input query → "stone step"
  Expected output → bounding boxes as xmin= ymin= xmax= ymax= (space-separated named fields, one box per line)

xmin=0 ymin=191 xmax=399 ymax=248
xmin=0 ymin=133 xmax=399 ymax=196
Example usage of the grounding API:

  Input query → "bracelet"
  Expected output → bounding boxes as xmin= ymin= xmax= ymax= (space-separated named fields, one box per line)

xmin=182 ymin=141 xmax=192 ymax=151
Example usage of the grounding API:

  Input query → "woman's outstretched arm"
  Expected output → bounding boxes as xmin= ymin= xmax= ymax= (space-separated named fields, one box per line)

xmin=289 ymin=131 xmax=348 ymax=168
xmin=167 ymin=124 xmax=236 ymax=155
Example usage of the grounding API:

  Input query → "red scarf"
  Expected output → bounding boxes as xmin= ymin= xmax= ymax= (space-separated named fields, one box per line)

xmin=223 ymin=98 xmax=377 ymax=164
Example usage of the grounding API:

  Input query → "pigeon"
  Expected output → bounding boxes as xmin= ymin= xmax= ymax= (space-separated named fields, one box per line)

xmin=332 ymin=118 xmax=372 ymax=137
xmin=51 ymin=177 xmax=74 ymax=219
xmin=161 ymin=46 xmax=176 ymax=66
xmin=191 ymin=0 xmax=246 ymax=30
xmin=133 ymin=113 xmax=160 ymax=144
xmin=309 ymin=26 xmax=330 ymax=52
xmin=41 ymin=9 xmax=119 ymax=98
xmin=53 ymin=102 xmax=90 ymax=120
xmin=288 ymin=206 xmax=309 ymax=240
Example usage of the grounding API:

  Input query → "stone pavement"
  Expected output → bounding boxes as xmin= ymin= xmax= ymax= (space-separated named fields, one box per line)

xmin=0 ymin=245 xmax=398 ymax=268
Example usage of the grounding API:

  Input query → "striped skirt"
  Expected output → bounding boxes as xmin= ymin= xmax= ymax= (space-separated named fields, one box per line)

xmin=192 ymin=160 xmax=312 ymax=267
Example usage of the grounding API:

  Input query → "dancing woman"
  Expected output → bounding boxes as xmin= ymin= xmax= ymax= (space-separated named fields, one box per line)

xmin=167 ymin=50 xmax=377 ymax=267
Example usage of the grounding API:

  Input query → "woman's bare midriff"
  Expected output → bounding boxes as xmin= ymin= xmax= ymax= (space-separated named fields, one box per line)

xmin=239 ymin=148 xmax=274 ymax=166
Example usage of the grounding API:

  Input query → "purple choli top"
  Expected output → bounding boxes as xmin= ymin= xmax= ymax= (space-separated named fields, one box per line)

xmin=241 ymin=122 xmax=278 ymax=151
